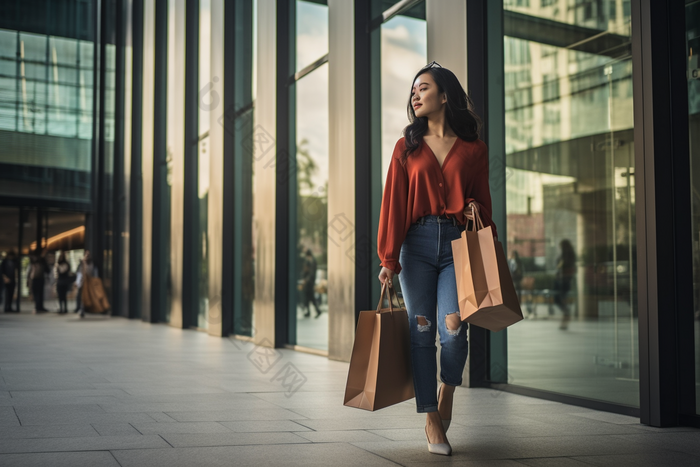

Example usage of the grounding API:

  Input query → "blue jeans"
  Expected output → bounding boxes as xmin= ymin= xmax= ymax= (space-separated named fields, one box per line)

xmin=398 ymin=215 xmax=469 ymax=413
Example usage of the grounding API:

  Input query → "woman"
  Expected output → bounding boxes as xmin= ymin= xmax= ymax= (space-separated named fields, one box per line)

xmin=377 ymin=61 xmax=497 ymax=456
xmin=54 ymin=252 xmax=71 ymax=314
xmin=554 ymin=239 xmax=576 ymax=330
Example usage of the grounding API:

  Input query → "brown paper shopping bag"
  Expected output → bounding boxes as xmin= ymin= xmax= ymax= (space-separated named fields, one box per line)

xmin=451 ymin=207 xmax=523 ymax=332
xmin=343 ymin=283 xmax=414 ymax=411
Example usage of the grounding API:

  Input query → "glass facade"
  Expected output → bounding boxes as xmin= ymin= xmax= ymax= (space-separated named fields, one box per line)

xmin=503 ymin=0 xmax=637 ymax=406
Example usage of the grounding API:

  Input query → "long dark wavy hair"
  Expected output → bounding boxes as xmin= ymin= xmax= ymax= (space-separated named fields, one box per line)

xmin=400 ymin=62 xmax=482 ymax=165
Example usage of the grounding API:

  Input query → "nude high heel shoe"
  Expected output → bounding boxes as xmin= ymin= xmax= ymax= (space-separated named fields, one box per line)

xmin=425 ymin=425 xmax=452 ymax=456
xmin=438 ymin=383 xmax=452 ymax=432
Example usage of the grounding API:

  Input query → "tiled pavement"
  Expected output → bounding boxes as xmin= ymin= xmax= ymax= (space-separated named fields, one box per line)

xmin=0 ymin=313 xmax=699 ymax=467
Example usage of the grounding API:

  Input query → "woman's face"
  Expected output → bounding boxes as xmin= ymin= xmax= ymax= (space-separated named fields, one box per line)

xmin=411 ymin=72 xmax=445 ymax=119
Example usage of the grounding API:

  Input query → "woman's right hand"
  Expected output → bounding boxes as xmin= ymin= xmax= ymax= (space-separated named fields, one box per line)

xmin=378 ymin=267 xmax=395 ymax=287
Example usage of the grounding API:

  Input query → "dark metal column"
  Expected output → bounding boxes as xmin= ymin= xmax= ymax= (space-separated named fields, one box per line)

xmin=89 ymin=0 xmax=104 ymax=274
xmin=150 ymin=0 xmax=168 ymax=323
xmin=464 ymin=0 xmax=507 ymax=387
xmin=275 ymin=0 xmax=294 ymax=347
xmin=129 ymin=0 xmax=144 ymax=320
xmin=632 ymin=0 xmax=694 ymax=427
xmin=354 ymin=0 xmax=378 ymax=324
xmin=113 ymin=0 xmax=126 ymax=318
xmin=182 ymin=0 xmax=199 ymax=330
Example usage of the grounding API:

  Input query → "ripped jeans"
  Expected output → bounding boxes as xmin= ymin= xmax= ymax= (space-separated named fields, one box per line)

xmin=398 ymin=215 xmax=469 ymax=413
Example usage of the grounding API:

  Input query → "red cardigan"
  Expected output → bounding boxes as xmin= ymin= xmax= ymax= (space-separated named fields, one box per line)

xmin=377 ymin=136 xmax=498 ymax=274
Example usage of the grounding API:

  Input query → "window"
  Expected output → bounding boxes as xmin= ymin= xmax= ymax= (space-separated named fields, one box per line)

xmin=503 ymin=0 xmax=638 ymax=407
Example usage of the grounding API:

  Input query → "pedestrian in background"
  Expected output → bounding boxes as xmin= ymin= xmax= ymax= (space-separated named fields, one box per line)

xmin=554 ymin=239 xmax=576 ymax=330
xmin=27 ymin=251 xmax=48 ymax=313
xmin=301 ymin=249 xmax=321 ymax=318
xmin=54 ymin=252 xmax=72 ymax=314
xmin=1 ymin=250 xmax=18 ymax=313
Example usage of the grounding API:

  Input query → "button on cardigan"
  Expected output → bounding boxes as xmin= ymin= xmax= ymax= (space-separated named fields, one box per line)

xmin=377 ymin=136 xmax=498 ymax=275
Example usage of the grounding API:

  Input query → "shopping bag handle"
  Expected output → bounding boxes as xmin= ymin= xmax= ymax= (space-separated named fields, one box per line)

xmin=376 ymin=282 xmax=406 ymax=313
xmin=467 ymin=203 xmax=486 ymax=231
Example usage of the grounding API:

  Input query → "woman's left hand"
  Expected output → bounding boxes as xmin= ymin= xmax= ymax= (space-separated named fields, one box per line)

xmin=464 ymin=202 xmax=479 ymax=222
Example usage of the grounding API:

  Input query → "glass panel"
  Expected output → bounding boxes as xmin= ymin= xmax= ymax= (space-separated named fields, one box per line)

xmin=103 ymin=30 xmax=117 ymax=300
xmin=165 ymin=0 xmax=186 ymax=324
xmin=378 ymin=2 xmax=426 ymax=304
xmin=380 ymin=4 xmax=427 ymax=193
xmin=295 ymin=0 xmax=328 ymax=73
xmin=293 ymin=62 xmax=329 ymax=350
xmin=686 ymin=0 xmax=700 ymax=415
xmin=232 ymin=0 xmax=256 ymax=337
xmin=504 ymin=1 xmax=638 ymax=406
xmin=504 ymin=0 xmax=631 ymax=27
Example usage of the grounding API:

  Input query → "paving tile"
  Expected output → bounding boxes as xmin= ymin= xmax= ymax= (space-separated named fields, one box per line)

xmin=0 ymin=406 xmax=19 ymax=426
xmin=402 ymin=461 xmax=530 ymax=467
xmin=1 ymin=382 xmax=98 ymax=391
xmin=0 ymin=435 xmax=170 ymax=453
xmin=567 ymin=411 xmax=640 ymax=425
xmin=294 ymin=429 xmax=390 ymax=443
xmin=0 ymin=396 xmax=124 ymax=407
xmin=289 ymin=404 xmax=418 ymax=419
xmin=626 ymin=424 xmax=700 ymax=433
xmin=14 ymin=404 xmax=105 ymax=417
xmin=9 ymin=389 xmax=130 ymax=399
xmin=91 ymin=423 xmax=142 ymax=436
xmin=294 ymin=415 xmax=426 ymax=432
xmin=131 ymin=422 xmax=231 ymax=435
xmin=570 ymin=451 xmax=700 ymax=466
xmin=219 ymin=420 xmax=312 ymax=432
xmin=516 ymin=458 xmax=592 ymax=466
xmin=164 ymin=408 xmax=307 ymax=422
xmin=608 ymin=432 xmax=700 ymax=456
xmin=16 ymin=411 xmax=158 ymax=426
xmin=0 ymin=451 xmax=121 ymax=467
xmin=112 ymin=443 xmax=400 ymax=467
xmin=160 ymin=431 xmax=310 ymax=448
xmin=366 ymin=427 xmax=428 ymax=441
xmin=98 ymin=399 xmax=279 ymax=413
xmin=0 ymin=424 xmax=100 ymax=439
xmin=119 ymin=386 xmax=229 ymax=396
xmin=251 ymin=390 xmax=349 ymax=408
